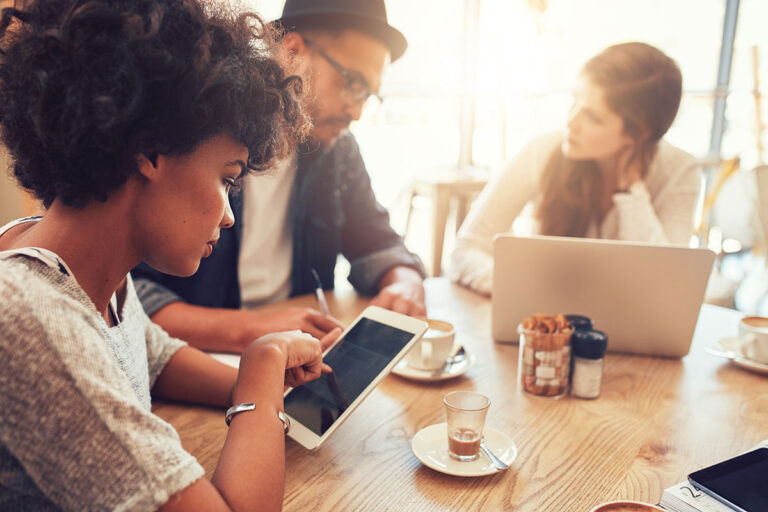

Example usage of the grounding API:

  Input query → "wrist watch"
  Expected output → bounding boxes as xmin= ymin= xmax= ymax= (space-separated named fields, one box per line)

xmin=225 ymin=402 xmax=291 ymax=434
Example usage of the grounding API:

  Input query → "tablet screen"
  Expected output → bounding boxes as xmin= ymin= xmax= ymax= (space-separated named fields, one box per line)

xmin=284 ymin=318 xmax=414 ymax=436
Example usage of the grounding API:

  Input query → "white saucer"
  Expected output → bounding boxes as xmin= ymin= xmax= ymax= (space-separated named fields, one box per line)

xmin=709 ymin=337 xmax=768 ymax=375
xmin=411 ymin=423 xmax=517 ymax=477
xmin=391 ymin=353 xmax=475 ymax=382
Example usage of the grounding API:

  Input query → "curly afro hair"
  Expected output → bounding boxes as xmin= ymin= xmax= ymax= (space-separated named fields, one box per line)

xmin=0 ymin=0 xmax=310 ymax=208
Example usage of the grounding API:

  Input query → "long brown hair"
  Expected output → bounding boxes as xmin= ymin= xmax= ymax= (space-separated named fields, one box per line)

xmin=536 ymin=42 xmax=682 ymax=236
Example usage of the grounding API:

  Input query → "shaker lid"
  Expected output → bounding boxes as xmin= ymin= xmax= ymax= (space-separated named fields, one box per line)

xmin=565 ymin=314 xmax=594 ymax=331
xmin=571 ymin=329 xmax=608 ymax=359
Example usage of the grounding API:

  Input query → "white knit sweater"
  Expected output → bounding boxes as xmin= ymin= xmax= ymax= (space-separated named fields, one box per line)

xmin=0 ymin=240 xmax=203 ymax=511
xmin=450 ymin=132 xmax=701 ymax=296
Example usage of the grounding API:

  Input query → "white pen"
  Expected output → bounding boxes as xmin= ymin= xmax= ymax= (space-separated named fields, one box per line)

xmin=311 ymin=268 xmax=330 ymax=316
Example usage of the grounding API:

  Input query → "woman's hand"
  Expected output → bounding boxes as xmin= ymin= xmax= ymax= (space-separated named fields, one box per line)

xmin=283 ymin=328 xmax=340 ymax=387
xmin=240 ymin=329 xmax=337 ymax=389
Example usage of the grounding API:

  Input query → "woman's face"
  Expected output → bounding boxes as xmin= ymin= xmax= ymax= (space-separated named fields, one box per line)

xmin=139 ymin=134 xmax=247 ymax=276
xmin=562 ymin=76 xmax=634 ymax=161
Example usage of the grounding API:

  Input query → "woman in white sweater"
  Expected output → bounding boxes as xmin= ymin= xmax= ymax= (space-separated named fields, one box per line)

xmin=451 ymin=42 xmax=701 ymax=296
xmin=0 ymin=2 xmax=336 ymax=511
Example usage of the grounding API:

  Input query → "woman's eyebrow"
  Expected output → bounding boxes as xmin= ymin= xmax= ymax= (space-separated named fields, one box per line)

xmin=225 ymin=160 xmax=248 ymax=176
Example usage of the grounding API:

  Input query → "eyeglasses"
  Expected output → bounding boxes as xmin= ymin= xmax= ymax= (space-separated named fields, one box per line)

xmin=303 ymin=38 xmax=383 ymax=106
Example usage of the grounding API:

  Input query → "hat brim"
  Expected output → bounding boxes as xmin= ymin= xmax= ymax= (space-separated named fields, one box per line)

xmin=274 ymin=12 xmax=407 ymax=62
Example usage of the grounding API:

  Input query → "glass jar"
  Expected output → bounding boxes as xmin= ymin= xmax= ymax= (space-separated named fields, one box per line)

xmin=518 ymin=325 xmax=571 ymax=398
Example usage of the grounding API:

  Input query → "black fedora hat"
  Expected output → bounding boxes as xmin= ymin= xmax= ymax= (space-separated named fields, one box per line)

xmin=274 ymin=0 xmax=408 ymax=62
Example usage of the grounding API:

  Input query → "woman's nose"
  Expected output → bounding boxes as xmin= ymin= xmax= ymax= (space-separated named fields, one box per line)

xmin=220 ymin=197 xmax=235 ymax=229
xmin=566 ymin=109 xmax=580 ymax=132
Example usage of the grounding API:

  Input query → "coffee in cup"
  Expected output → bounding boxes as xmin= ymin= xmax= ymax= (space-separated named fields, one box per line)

xmin=406 ymin=318 xmax=455 ymax=370
xmin=739 ymin=316 xmax=768 ymax=364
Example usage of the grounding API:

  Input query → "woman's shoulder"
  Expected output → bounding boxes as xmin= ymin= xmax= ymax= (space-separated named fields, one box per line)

xmin=653 ymin=140 xmax=699 ymax=172
xmin=515 ymin=131 xmax=563 ymax=159
xmin=0 ymin=256 xmax=101 ymax=340
xmin=645 ymin=140 xmax=701 ymax=194
xmin=498 ymin=131 xmax=562 ymax=177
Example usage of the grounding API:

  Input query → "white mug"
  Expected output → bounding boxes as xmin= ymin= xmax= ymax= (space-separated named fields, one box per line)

xmin=739 ymin=316 xmax=768 ymax=364
xmin=406 ymin=319 xmax=455 ymax=370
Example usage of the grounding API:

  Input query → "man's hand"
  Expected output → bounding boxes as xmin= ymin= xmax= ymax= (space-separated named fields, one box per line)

xmin=244 ymin=307 xmax=343 ymax=345
xmin=370 ymin=266 xmax=426 ymax=317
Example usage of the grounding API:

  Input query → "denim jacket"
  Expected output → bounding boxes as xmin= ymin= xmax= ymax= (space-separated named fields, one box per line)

xmin=132 ymin=133 xmax=425 ymax=316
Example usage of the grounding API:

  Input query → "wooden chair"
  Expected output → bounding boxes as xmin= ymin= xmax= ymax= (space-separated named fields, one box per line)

xmin=403 ymin=166 xmax=489 ymax=276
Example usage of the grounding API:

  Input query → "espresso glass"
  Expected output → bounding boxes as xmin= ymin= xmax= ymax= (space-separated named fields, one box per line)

xmin=443 ymin=391 xmax=490 ymax=461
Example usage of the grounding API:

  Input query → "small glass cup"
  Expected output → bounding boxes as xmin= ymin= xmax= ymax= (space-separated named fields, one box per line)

xmin=443 ymin=391 xmax=490 ymax=461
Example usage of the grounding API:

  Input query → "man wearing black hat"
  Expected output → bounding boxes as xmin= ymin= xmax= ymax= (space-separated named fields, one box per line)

xmin=131 ymin=0 xmax=426 ymax=352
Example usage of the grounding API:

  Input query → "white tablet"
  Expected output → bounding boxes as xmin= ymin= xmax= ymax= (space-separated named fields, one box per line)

xmin=284 ymin=306 xmax=428 ymax=450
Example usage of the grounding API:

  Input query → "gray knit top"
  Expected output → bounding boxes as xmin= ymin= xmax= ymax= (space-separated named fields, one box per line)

xmin=0 ymin=220 xmax=204 ymax=511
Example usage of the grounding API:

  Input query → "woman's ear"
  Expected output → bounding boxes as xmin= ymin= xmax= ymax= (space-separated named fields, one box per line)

xmin=135 ymin=152 xmax=160 ymax=181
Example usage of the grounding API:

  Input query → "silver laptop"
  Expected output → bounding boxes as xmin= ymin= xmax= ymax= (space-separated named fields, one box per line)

xmin=492 ymin=235 xmax=715 ymax=357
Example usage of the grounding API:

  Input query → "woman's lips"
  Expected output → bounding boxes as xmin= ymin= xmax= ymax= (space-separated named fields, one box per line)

xmin=204 ymin=239 xmax=217 ymax=258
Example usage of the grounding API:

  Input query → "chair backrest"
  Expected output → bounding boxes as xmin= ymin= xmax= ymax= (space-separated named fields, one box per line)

xmin=752 ymin=165 xmax=768 ymax=254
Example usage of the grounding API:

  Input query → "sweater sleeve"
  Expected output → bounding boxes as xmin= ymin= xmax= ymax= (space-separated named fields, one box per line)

xmin=612 ymin=151 xmax=701 ymax=245
xmin=450 ymin=133 xmax=559 ymax=295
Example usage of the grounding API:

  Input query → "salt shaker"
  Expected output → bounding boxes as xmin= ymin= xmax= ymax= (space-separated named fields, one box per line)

xmin=570 ymin=329 xmax=608 ymax=399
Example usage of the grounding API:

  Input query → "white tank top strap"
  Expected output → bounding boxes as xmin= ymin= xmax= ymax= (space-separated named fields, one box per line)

xmin=0 ymin=217 xmax=70 ymax=272
xmin=0 ymin=215 xmax=43 ymax=237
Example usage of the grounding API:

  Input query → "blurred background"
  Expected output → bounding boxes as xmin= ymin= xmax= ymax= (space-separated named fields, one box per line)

xmin=1 ymin=0 xmax=767 ymax=312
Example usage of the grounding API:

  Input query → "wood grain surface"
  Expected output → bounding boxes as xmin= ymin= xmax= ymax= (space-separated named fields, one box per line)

xmin=153 ymin=278 xmax=767 ymax=512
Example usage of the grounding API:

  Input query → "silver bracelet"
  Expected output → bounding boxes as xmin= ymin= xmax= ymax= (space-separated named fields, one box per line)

xmin=225 ymin=403 xmax=290 ymax=434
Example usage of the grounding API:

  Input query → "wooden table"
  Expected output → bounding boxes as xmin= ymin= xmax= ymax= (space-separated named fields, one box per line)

xmin=153 ymin=278 xmax=767 ymax=511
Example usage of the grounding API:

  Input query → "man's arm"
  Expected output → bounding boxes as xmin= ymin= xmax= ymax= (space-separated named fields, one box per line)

xmin=333 ymin=135 xmax=426 ymax=314
xmin=152 ymin=345 xmax=237 ymax=406
xmin=151 ymin=302 xmax=342 ymax=353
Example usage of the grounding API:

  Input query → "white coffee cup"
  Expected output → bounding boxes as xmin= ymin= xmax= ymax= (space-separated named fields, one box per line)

xmin=588 ymin=501 xmax=665 ymax=512
xmin=406 ymin=319 xmax=455 ymax=370
xmin=739 ymin=316 xmax=768 ymax=364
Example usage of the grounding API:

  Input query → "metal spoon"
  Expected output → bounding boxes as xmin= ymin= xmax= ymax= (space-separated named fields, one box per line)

xmin=431 ymin=345 xmax=466 ymax=376
xmin=479 ymin=436 xmax=509 ymax=470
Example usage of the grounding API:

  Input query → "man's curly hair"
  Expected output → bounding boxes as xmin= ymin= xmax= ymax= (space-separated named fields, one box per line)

xmin=0 ymin=0 xmax=310 ymax=208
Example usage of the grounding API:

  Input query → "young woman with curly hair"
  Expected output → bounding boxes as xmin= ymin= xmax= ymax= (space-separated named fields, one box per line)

xmin=0 ymin=1 xmax=338 ymax=510
xmin=451 ymin=42 xmax=701 ymax=296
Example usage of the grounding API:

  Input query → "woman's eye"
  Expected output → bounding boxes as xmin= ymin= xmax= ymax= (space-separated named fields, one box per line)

xmin=586 ymin=111 xmax=602 ymax=124
xmin=224 ymin=178 xmax=240 ymax=193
